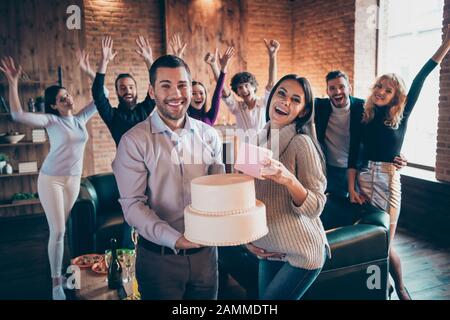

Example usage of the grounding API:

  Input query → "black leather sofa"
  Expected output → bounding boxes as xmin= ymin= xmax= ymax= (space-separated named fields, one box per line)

xmin=68 ymin=173 xmax=125 ymax=257
xmin=69 ymin=173 xmax=390 ymax=300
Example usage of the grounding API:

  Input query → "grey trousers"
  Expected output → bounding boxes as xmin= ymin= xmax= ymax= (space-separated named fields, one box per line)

xmin=135 ymin=245 xmax=218 ymax=300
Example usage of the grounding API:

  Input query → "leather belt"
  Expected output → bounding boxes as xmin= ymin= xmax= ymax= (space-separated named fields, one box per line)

xmin=138 ymin=236 xmax=204 ymax=256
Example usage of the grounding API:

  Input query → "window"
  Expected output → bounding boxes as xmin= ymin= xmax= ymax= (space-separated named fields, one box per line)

xmin=379 ymin=0 xmax=444 ymax=169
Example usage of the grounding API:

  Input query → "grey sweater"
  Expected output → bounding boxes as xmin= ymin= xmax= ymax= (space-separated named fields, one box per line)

xmin=252 ymin=122 xmax=330 ymax=270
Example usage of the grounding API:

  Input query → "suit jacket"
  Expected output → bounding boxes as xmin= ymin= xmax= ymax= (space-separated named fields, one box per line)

xmin=314 ymin=96 xmax=365 ymax=167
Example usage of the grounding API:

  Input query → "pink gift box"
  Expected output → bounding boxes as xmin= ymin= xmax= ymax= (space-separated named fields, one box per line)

xmin=234 ymin=142 xmax=273 ymax=179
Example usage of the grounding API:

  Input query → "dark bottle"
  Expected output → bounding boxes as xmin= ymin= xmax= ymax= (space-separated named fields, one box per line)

xmin=108 ymin=238 xmax=123 ymax=290
xmin=27 ymin=98 xmax=35 ymax=112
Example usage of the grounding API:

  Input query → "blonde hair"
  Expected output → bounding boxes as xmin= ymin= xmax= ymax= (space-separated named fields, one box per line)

xmin=362 ymin=74 xmax=407 ymax=129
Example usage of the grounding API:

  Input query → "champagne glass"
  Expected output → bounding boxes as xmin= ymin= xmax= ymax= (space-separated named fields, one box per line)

xmin=131 ymin=227 xmax=138 ymax=247
xmin=130 ymin=227 xmax=140 ymax=299
xmin=121 ymin=249 xmax=135 ymax=283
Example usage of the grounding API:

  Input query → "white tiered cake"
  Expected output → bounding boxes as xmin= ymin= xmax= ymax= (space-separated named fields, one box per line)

xmin=184 ymin=173 xmax=268 ymax=246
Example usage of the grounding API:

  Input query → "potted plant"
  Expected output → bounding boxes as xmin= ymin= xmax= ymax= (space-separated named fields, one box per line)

xmin=11 ymin=192 xmax=39 ymax=204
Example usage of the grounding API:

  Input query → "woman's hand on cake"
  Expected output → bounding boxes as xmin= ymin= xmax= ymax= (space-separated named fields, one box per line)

xmin=260 ymin=159 xmax=295 ymax=186
xmin=175 ymin=236 xmax=202 ymax=249
xmin=245 ymin=243 xmax=285 ymax=259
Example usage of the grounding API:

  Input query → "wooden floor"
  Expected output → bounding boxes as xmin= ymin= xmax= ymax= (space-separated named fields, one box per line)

xmin=0 ymin=214 xmax=449 ymax=300
xmin=389 ymin=228 xmax=450 ymax=300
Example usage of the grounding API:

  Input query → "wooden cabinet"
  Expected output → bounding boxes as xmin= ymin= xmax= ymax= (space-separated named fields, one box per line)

xmin=0 ymin=83 xmax=54 ymax=217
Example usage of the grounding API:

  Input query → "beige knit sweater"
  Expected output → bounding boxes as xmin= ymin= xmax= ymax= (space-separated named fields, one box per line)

xmin=252 ymin=122 xmax=330 ymax=270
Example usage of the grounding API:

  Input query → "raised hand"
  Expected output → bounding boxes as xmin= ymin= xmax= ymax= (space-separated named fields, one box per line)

xmin=0 ymin=56 xmax=22 ymax=84
xmin=169 ymin=33 xmax=187 ymax=58
xmin=76 ymin=49 xmax=95 ymax=80
xmin=264 ymin=39 xmax=280 ymax=57
xmin=101 ymin=36 xmax=118 ymax=64
xmin=432 ymin=24 xmax=450 ymax=64
xmin=218 ymin=46 xmax=235 ymax=73
xmin=204 ymin=48 xmax=218 ymax=66
xmin=135 ymin=35 xmax=154 ymax=68
xmin=445 ymin=24 xmax=450 ymax=46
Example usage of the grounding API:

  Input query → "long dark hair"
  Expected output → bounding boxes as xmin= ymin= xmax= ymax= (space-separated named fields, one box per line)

xmin=44 ymin=85 xmax=65 ymax=116
xmin=188 ymin=81 xmax=208 ymax=116
xmin=265 ymin=74 xmax=325 ymax=168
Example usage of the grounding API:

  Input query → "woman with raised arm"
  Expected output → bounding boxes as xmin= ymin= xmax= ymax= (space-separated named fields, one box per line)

xmin=186 ymin=46 xmax=235 ymax=126
xmin=0 ymin=56 xmax=101 ymax=300
xmin=347 ymin=25 xmax=450 ymax=300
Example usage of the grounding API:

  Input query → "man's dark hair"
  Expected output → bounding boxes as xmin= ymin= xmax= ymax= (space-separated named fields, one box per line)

xmin=230 ymin=72 xmax=258 ymax=94
xmin=325 ymin=70 xmax=350 ymax=84
xmin=149 ymin=55 xmax=191 ymax=87
xmin=115 ymin=73 xmax=137 ymax=91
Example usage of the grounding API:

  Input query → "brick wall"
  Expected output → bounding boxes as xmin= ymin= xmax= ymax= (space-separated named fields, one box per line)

xmin=81 ymin=0 xmax=363 ymax=174
xmin=293 ymin=0 xmax=356 ymax=98
xmin=165 ymin=0 xmax=295 ymax=126
xmin=82 ymin=0 xmax=450 ymax=181
xmin=83 ymin=0 xmax=164 ymax=174
xmin=245 ymin=0 xmax=294 ymax=95
xmin=436 ymin=0 xmax=450 ymax=182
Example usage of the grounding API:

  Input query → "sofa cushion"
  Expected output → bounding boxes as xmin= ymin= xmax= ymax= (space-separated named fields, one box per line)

xmin=87 ymin=173 xmax=121 ymax=215
xmin=324 ymin=224 xmax=389 ymax=271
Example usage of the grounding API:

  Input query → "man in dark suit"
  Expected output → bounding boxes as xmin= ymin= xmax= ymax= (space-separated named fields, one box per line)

xmin=315 ymin=71 xmax=364 ymax=199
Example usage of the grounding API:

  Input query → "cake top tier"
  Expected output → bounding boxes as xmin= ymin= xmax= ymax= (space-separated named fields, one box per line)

xmin=190 ymin=173 xmax=256 ymax=213
xmin=192 ymin=173 xmax=253 ymax=186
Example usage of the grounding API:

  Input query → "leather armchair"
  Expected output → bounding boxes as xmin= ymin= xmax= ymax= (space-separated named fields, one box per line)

xmin=303 ymin=197 xmax=390 ymax=300
xmin=68 ymin=173 xmax=125 ymax=257
xmin=219 ymin=196 xmax=390 ymax=300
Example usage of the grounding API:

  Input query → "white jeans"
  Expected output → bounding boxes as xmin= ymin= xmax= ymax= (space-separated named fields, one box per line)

xmin=38 ymin=173 xmax=80 ymax=278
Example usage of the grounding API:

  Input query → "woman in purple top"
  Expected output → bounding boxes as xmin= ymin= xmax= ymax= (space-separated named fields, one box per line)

xmin=187 ymin=79 xmax=222 ymax=126
xmin=190 ymin=46 xmax=235 ymax=126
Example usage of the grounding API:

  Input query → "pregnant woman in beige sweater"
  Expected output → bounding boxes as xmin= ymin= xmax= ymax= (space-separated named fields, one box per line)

xmin=247 ymin=74 xmax=329 ymax=300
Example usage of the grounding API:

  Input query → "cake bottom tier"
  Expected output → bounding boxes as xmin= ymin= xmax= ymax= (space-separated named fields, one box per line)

xmin=184 ymin=200 xmax=268 ymax=246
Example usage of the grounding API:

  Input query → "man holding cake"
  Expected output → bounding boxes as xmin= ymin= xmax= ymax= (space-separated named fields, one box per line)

xmin=112 ymin=55 xmax=225 ymax=300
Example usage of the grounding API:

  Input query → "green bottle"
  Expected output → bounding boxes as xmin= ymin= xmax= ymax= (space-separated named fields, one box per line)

xmin=108 ymin=238 xmax=123 ymax=290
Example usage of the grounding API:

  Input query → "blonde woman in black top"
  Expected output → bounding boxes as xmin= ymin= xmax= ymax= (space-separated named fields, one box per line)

xmin=348 ymin=25 xmax=450 ymax=300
